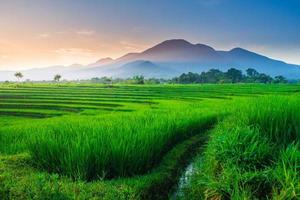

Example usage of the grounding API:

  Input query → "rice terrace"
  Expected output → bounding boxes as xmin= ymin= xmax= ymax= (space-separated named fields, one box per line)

xmin=1 ymin=0 xmax=300 ymax=199
xmin=0 ymin=83 xmax=299 ymax=199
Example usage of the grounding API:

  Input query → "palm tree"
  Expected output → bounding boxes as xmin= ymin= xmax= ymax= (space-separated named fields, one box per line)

xmin=54 ymin=74 xmax=62 ymax=82
xmin=14 ymin=72 xmax=23 ymax=82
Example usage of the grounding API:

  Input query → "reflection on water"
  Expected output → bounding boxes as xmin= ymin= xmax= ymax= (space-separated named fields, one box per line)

xmin=171 ymin=162 xmax=195 ymax=199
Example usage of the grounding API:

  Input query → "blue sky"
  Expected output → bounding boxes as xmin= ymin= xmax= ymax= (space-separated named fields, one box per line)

xmin=0 ymin=0 xmax=299 ymax=69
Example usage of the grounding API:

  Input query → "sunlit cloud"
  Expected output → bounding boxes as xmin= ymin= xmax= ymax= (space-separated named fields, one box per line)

xmin=37 ymin=33 xmax=51 ymax=39
xmin=54 ymin=48 xmax=95 ymax=57
xmin=0 ymin=54 xmax=9 ymax=59
xmin=55 ymin=31 xmax=68 ymax=35
xmin=52 ymin=48 xmax=99 ymax=65
xmin=76 ymin=30 xmax=95 ymax=36
xmin=120 ymin=41 xmax=147 ymax=51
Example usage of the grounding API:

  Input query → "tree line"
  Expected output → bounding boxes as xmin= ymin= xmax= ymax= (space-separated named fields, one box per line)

xmin=13 ymin=72 xmax=62 ymax=82
xmin=89 ymin=68 xmax=288 ymax=84
xmin=171 ymin=68 xmax=287 ymax=84
xmin=9 ymin=68 xmax=289 ymax=84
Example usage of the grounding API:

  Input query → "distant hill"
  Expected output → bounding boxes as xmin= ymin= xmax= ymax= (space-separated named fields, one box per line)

xmin=1 ymin=39 xmax=300 ymax=81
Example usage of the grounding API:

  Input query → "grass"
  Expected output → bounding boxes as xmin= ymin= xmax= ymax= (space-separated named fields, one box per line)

xmin=0 ymin=83 xmax=299 ymax=199
xmin=180 ymin=96 xmax=300 ymax=200
xmin=28 ymin=103 xmax=218 ymax=180
xmin=0 ymin=132 xmax=210 ymax=200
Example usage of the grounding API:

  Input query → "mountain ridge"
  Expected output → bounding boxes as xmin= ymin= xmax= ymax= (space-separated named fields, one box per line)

xmin=1 ymin=39 xmax=300 ymax=81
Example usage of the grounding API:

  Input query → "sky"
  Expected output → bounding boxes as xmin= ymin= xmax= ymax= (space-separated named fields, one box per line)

xmin=0 ymin=0 xmax=299 ymax=70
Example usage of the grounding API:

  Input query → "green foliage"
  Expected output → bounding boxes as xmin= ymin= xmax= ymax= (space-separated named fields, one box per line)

xmin=132 ymin=75 xmax=145 ymax=84
xmin=14 ymin=72 xmax=23 ymax=82
xmin=0 ymin=133 xmax=210 ymax=200
xmin=90 ymin=76 xmax=112 ymax=84
xmin=244 ymin=96 xmax=300 ymax=146
xmin=172 ymin=68 xmax=283 ymax=84
xmin=181 ymin=96 xmax=300 ymax=200
xmin=54 ymin=74 xmax=62 ymax=82
xmin=225 ymin=68 xmax=243 ymax=83
xmin=27 ymin=106 xmax=217 ymax=180
xmin=0 ymin=84 xmax=299 ymax=199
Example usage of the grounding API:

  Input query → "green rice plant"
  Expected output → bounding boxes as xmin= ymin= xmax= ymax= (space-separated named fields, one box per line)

xmin=26 ymin=103 xmax=219 ymax=180
xmin=210 ymin=126 xmax=274 ymax=171
xmin=242 ymin=96 xmax=300 ymax=146
xmin=272 ymin=143 xmax=300 ymax=199
xmin=180 ymin=96 xmax=300 ymax=200
xmin=1 ymin=84 xmax=300 ymax=199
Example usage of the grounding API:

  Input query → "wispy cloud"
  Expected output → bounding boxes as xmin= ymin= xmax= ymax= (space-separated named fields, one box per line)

xmin=0 ymin=54 xmax=9 ymax=59
xmin=52 ymin=48 xmax=100 ymax=65
xmin=54 ymin=48 xmax=95 ymax=57
xmin=55 ymin=31 xmax=68 ymax=35
xmin=120 ymin=40 xmax=147 ymax=50
xmin=37 ymin=33 xmax=51 ymax=39
xmin=76 ymin=30 xmax=95 ymax=36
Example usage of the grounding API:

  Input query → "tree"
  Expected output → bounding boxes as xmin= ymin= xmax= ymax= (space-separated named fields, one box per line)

xmin=54 ymin=74 xmax=62 ymax=82
xmin=14 ymin=72 xmax=23 ymax=82
xmin=257 ymin=73 xmax=273 ymax=83
xmin=90 ymin=77 xmax=112 ymax=84
xmin=178 ymin=72 xmax=200 ymax=83
xmin=133 ymin=75 xmax=145 ymax=84
xmin=205 ymin=69 xmax=224 ymax=83
xmin=146 ymin=78 xmax=160 ymax=84
xmin=226 ymin=68 xmax=243 ymax=83
xmin=246 ymin=68 xmax=259 ymax=78
xmin=274 ymin=75 xmax=287 ymax=83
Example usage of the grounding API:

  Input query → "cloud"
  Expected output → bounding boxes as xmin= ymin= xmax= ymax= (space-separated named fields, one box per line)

xmin=120 ymin=40 xmax=147 ymax=50
xmin=53 ymin=48 xmax=97 ymax=59
xmin=76 ymin=30 xmax=95 ymax=36
xmin=37 ymin=33 xmax=51 ymax=39
xmin=52 ymin=48 xmax=99 ymax=65
xmin=55 ymin=31 xmax=68 ymax=35
xmin=0 ymin=54 xmax=9 ymax=59
xmin=54 ymin=48 xmax=95 ymax=57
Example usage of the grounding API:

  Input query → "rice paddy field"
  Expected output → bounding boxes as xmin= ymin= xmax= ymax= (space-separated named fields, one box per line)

xmin=0 ymin=83 xmax=299 ymax=200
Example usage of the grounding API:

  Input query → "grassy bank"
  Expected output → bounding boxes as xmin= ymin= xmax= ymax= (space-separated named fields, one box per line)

xmin=0 ymin=126 xmax=214 ymax=200
xmin=180 ymin=96 xmax=300 ymax=199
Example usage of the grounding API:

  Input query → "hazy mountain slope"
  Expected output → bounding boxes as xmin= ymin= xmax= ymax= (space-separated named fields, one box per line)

xmin=1 ymin=39 xmax=300 ymax=81
xmin=116 ymin=39 xmax=223 ymax=65
xmin=219 ymin=48 xmax=300 ymax=78
xmin=108 ymin=39 xmax=300 ymax=79
xmin=87 ymin=58 xmax=114 ymax=68
xmin=112 ymin=60 xmax=177 ymax=78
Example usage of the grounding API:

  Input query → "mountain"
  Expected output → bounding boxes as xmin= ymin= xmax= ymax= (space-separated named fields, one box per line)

xmin=110 ymin=39 xmax=300 ymax=79
xmin=87 ymin=57 xmax=114 ymax=68
xmin=118 ymin=39 xmax=221 ymax=63
xmin=1 ymin=39 xmax=300 ymax=81
xmin=112 ymin=60 xmax=176 ymax=78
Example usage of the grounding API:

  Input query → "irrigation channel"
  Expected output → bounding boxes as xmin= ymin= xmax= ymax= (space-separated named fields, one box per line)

xmin=171 ymin=163 xmax=195 ymax=199
xmin=165 ymin=129 xmax=212 ymax=200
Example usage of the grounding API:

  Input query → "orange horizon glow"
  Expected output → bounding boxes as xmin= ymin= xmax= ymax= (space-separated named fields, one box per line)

xmin=1 ymin=29 xmax=300 ymax=71
xmin=0 ymin=30 xmax=152 ymax=70
xmin=1 ymin=30 xmax=300 ymax=71
xmin=0 ymin=0 xmax=299 ymax=70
